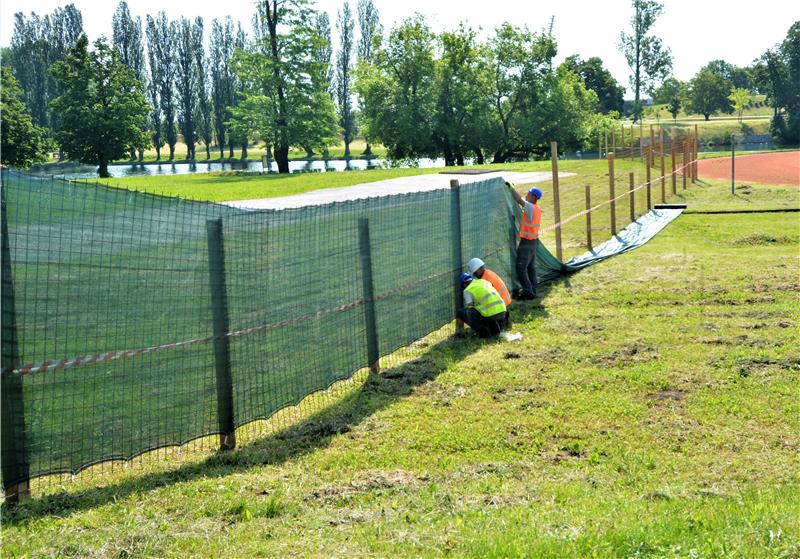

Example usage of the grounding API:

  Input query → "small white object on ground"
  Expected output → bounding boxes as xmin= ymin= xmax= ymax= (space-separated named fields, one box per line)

xmin=499 ymin=332 xmax=523 ymax=342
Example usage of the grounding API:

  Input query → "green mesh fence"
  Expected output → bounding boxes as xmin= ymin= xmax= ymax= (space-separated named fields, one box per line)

xmin=0 ymin=169 xmax=519 ymax=491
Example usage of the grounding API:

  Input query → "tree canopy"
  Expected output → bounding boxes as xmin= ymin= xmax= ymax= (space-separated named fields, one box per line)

xmin=50 ymin=35 xmax=149 ymax=177
xmin=0 ymin=66 xmax=49 ymax=168
xmin=561 ymin=55 xmax=624 ymax=115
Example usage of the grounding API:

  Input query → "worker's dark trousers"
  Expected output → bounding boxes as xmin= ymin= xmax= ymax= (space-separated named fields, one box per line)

xmin=516 ymin=238 xmax=539 ymax=296
xmin=457 ymin=308 xmax=507 ymax=338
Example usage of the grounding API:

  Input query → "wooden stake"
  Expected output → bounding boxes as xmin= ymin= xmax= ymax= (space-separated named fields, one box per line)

xmin=585 ymin=184 xmax=592 ymax=250
xmin=671 ymin=130 xmax=677 ymax=196
xmin=608 ymin=152 xmax=616 ymax=235
xmin=694 ymin=123 xmax=699 ymax=181
xmin=683 ymin=139 xmax=688 ymax=190
xmin=660 ymin=128 xmax=666 ymax=204
xmin=646 ymin=147 xmax=652 ymax=210
xmin=629 ymin=172 xmax=636 ymax=223
xmin=450 ymin=179 xmax=464 ymax=332
xmin=550 ymin=141 xmax=563 ymax=261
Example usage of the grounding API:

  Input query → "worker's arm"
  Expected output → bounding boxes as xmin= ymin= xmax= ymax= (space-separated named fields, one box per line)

xmin=506 ymin=181 xmax=525 ymax=208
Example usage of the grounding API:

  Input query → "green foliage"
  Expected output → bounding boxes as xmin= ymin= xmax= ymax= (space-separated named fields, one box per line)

xmin=49 ymin=35 xmax=150 ymax=177
xmin=728 ymin=87 xmax=751 ymax=123
xmin=560 ymin=55 xmax=625 ymax=114
xmin=335 ymin=2 xmax=357 ymax=155
xmin=618 ymin=0 xmax=673 ymax=121
xmin=686 ymin=68 xmax=732 ymax=120
xmin=652 ymin=76 xmax=685 ymax=122
xmin=232 ymin=0 xmax=340 ymax=173
xmin=0 ymin=67 xmax=48 ymax=168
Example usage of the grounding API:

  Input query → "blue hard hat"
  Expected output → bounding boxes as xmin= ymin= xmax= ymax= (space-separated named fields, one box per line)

xmin=528 ymin=187 xmax=543 ymax=199
xmin=459 ymin=272 xmax=473 ymax=285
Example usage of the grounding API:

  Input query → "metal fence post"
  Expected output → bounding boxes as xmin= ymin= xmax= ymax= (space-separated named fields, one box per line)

xmin=1 ymin=180 xmax=29 ymax=504
xmin=584 ymin=184 xmax=592 ymax=250
xmin=206 ymin=218 xmax=236 ymax=451
xmin=358 ymin=218 xmax=380 ymax=374
xmin=608 ymin=152 xmax=617 ymax=236
xmin=550 ymin=141 xmax=563 ymax=261
xmin=450 ymin=180 xmax=464 ymax=331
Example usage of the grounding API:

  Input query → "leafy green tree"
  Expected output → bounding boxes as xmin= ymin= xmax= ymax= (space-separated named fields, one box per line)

xmin=355 ymin=15 xmax=438 ymax=160
xmin=193 ymin=17 xmax=214 ymax=160
xmin=210 ymin=17 xmax=237 ymax=159
xmin=176 ymin=17 xmax=198 ymax=160
xmin=652 ymin=76 xmax=684 ymax=120
xmin=728 ymin=87 xmax=750 ymax=123
xmin=146 ymin=13 xmax=178 ymax=160
xmin=619 ymin=0 xmax=672 ymax=122
xmin=686 ymin=67 xmax=732 ymax=120
xmin=560 ymin=55 xmax=624 ymax=114
xmin=112 ymin=1 xmax=148 ymax=160
xmin=233 ymin=0 xmax=339 ymax=173
xmin=0 ymin=66 xmax=48 ymax=168
xmin=704 ymin=59 xmax=751 ymax=90
xmin=336 ymin=2 xmax=357 ymax=156
xmin=50 ymin=35 xmax=149 ymax=177
xmin=483 ymin=23 xmax=557 ymax=162
xmin=356 ymin=0 xmax=381 ymax=155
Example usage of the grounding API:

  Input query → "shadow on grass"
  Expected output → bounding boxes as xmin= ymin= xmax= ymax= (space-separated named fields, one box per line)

xmin=2 ymin=283 xmax=557 ymax=526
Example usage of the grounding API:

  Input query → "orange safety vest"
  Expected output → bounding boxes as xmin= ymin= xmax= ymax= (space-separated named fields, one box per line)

xmin=481 ymin=268 xmax=512 ymax=306
xmin=520 ymin=203 xmax=541 ymax=240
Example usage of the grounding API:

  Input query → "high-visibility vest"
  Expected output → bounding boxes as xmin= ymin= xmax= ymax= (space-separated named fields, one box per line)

xmin=481 ymin=268 xmax=512 ymax=306
xmin=465 ymin=278 xmax=506 ymax=317
xmin=520 ymin=203 xmax=541 ymax=240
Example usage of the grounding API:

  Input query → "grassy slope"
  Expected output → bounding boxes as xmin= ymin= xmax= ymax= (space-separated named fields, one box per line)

xmin=3 ymin=178 xmax=799 ymax=557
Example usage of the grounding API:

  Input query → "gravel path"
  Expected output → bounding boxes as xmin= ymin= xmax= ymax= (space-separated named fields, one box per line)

xmin=224 ymin=170 xmax=574 ymax=210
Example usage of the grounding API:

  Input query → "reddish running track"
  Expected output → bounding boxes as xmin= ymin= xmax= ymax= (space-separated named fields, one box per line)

xmin=698 ymin=151 xmax=799 ymax=186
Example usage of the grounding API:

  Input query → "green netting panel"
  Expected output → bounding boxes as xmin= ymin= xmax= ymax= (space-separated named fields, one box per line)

xmin=0 ymin=170 xmax=517 ymax=487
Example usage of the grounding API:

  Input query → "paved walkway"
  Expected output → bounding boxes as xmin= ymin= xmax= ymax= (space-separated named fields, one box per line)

xmin=225 ymin=170 xmax=574 ymax=210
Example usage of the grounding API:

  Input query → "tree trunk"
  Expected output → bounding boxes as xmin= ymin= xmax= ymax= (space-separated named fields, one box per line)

xmin=98 ymin=160 xmax=109 ymax=178
xmin=129 ymin=147 xmax=137 ymax=161
xmin=155 ymin=145 xmax=161 ymax=161
xmin=492 ymin=151 xmax=506 ymax=164
xmin=456 ymin=152 xmax=464 ymax=166
xmin=704 ymin=114 xmax=710 ymax=121
xmin=168 ymin=144 xmax=175 ymax=161
xmin=229 ymin=144 xmax=234 ymax=158
xmin=138 ymin=149 xmax=144 ymax=162
xmin=241 ymin=142 xmax=248 ymax=160
xmin=206 ymin=144 xmax=211 ymax=160
xmin=363 ymin=143 xmax=372 ymax=156
xmin=219 ymin=142 xmax=225 ymax=159
xmin=474 ymin=147 xmax=484 ymax=165
xmin=275 ymin=142 xmax=290 ymax=173
xmin=304 ymin=145 xmax=314 ymax=158
xmin=344 ymin=139 xmax=350 ymax=157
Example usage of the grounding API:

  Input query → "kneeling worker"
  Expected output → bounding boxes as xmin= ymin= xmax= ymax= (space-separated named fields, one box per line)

xmin=467 ymin=257 xmax=512 ymax=327
xmin=457 ymin=273 xmax=507 ymax=338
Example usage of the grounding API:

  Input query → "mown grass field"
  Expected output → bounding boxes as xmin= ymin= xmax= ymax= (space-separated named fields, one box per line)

xmin=3 ymin=170 xmax=798 ymax=556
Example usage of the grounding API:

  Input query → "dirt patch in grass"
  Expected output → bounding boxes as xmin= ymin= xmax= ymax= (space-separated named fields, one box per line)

xmin=734 ymin=233 xmax=795 ymax=246
xmin=306 ymin=469 xmax=428 ymax=502
xmin=698 ymin=335 xmax=782 ymax=348
xmin=591 ymin=342 xmax=658 ymax=367
xmin=646 ymin=389 xmax=686 ymax=403
xmin=749 ymin=282 xmax=800 ymax=293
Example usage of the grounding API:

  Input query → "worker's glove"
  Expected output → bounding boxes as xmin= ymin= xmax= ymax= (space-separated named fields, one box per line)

xmin=505 ymin=181 xmax=514 ymax=189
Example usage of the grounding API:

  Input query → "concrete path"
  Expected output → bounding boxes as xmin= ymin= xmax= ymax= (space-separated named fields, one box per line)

xmin=224 ymin=170 xmax=574 ymax=210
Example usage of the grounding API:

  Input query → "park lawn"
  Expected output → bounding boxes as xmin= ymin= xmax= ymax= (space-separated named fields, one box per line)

xmin=3 ymin=178 xmax=798 ymax=558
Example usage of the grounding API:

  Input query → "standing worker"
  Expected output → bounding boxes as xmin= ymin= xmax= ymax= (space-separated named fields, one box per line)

xmin=467 ymin=257 xmax=511 ymax=327
xmin=506 ymin=182 xmax=542 ymax=300
xmin=457 ymin=273 xmax=507 ymax=338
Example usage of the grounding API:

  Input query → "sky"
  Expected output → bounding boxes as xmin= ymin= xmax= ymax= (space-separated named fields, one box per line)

xmin=1 ymin=0 xmax=798 ymax=97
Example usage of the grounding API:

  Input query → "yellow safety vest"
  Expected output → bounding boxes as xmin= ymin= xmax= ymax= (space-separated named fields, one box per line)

xmin=465 ymin=278 xmax=506 ymax=317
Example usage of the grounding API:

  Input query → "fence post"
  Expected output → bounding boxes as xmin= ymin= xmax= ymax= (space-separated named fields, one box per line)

xmin=206 ymin=218 xmax=236 ymax=451
xmin=358 ymin=218 xmax=380 ymax=374
xmin=649 ymin=125 xmax=655 ymax=167
xmin=608 ymin=152 xmax=617 ymax=236
xmin=585 ymin=184 xmax=592 ymax=250
xmin=450 ymin=180 xmax=464 ymax=331
xmin=646 ymin=147 xmax=652 ymax=210
xmin=682 ymin=138 xmax=688 ymax=190
xmin=671 ymin=130 xmax=677 ymax=196
xmin=629 ymin=172 xmax=636 ymax=223
xmin=620 ymin=122 xmax=625 ymax=155
xmin=1 ymin=182 xmax=29 ymax=504
xmin=660 ymin=129 xmax=666 ymax=204
xmin=694 ymin=123 xmax=699 ymax=181
xmin=550 ymin=141 xmax=563 ymax=261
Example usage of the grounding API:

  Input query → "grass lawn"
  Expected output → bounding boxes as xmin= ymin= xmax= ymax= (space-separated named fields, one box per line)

xmin=3 ymin=175 xmax=798 ymax=557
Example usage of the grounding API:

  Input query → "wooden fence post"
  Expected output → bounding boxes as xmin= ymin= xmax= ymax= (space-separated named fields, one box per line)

xmin=646 ymin=147 xmax=652 ymax=210
xmin=358 ymin=218 xmax=380 ymax=374
xmin=206 ymin=218 xmax=236 ymax=451
xmin=1 ymin=182 xmax=29 ymax=504
xmin=682 ymin=138 xmax=688 ymax=190
xmin=585 ymin=184 xmax=592 ymax=250
xmin=660 ymin=129 xmax=666 ymax=204
xmin=608 ymin=152 xmax=617 ymax=236
xmin=671 ymin=130 xmax=677 ymax=196
xmin=550 ymin=141 xmax=563 ymax=261
xmin=694 ymin=123 xmax=699 ymax=181
xmin=629 ymin=172 xmax=636 ymax=223
xmin=649 ymin=125 xmax=655 ymax=167
xmin=450 ymin=180 xmax=464 ymax=331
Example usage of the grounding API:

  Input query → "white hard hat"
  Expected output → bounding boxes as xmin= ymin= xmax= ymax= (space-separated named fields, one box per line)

xmin=467 ymin=258 xmax=485 ymax=275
